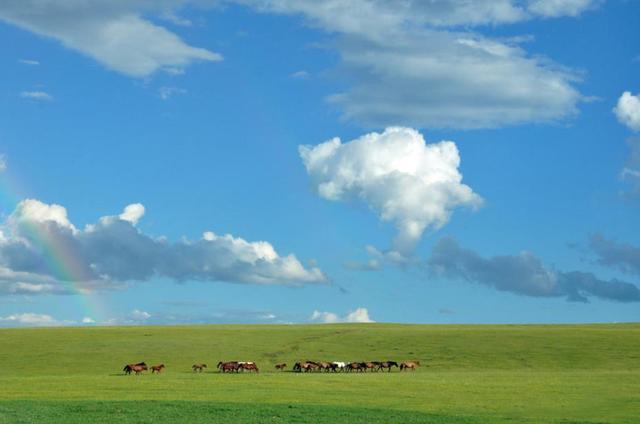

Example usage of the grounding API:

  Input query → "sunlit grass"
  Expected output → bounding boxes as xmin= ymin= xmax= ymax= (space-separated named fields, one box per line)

xmin=0 ymin=323 xmax=638 ymax=423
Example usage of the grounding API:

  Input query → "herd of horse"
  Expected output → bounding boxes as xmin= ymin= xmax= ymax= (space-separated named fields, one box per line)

xmin=288 ymin=360 xmax=420 ymax=372
xmin=123 ymin=360 xmax=420 ymax=375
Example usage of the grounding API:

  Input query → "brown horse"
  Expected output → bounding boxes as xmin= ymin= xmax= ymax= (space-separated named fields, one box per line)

xmin=346 ymin=362 xmax=365 ymax=372
xmin=364 ymin=362 xmax=380 ymax=372
xmin=318 ymin=361 xmax=333 ymax=372
xmin=192 ymin=363 xmax=207 ymax=372
xmin=400 ymin=361 xmax=420 ymax=371
xmin=378 ymin=361 xmax=398 ymax=372
xmin=275 ymin=363 xmax=287 ymax=371
xmin=151 ymin=364 xmax=165 ymax=374
xmin=240 ymin=362 xmax=259 ymax=373
xmin=129 ymin=364 xmax=148 ymax=375
xmin=123 ymin=362 xmax=146 ymax=375
xmin=217 ymin=361 xmax=240 ymax=373
xmin=293 ymin=361 xmax=320 ymax=372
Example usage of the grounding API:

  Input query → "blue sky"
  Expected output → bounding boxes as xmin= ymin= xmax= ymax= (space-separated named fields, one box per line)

xmin=0 ymin=0 xmax=639 ymax=326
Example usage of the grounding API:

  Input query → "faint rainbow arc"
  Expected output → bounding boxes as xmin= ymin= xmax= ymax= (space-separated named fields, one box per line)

xmin=0 ymin=173 xmax=106 ymax=322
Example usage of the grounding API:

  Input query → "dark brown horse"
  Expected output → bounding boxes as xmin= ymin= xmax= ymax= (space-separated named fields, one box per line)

xmin=275 ymin=363 xmax=287 ymax=371
xmin=217 ymin=361 xmax=240 ymax=373
xmin=151 ymin=364 xmax=165 ymax=374
xmin=400 ymin=361 xmax=420 ymax=371
xmin=192 ymin=363 xmax=207 ymax=372
xmin=123 ymin=362 xmax=146 ymax=375
xmin=378 ymin=361 xmax=398 ymax=372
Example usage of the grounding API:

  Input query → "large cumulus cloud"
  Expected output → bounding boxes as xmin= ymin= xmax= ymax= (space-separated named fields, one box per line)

xmin=300 ymin=127 xmax=482 ymax=254
xmin=0 ymin=199 xmax=326 ymax=295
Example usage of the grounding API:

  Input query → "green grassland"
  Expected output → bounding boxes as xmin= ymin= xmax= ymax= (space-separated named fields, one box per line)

xmin=0 ymin=323 xmax=638 ymax=423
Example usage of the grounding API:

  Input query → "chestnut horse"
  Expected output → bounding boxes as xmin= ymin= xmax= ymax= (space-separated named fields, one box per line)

xmin=123 ymin=362 xmax=146 ymax=375
xmin=192 ymin=363 xmax=207 ymax=372
xmin=129 ymin=364 xmax=148 ymax=375
xmin=240 ymin=362 xmax=259 ymax=373
xmin=275 ymin=363 xmax=287 ymax=371
xmin=217 ymin=361 xmax=240 ymax=373
xmin=400 ymin=361 xmax=420 ymax=371
xmin=151 ymin=364 xmax=165 ymax=373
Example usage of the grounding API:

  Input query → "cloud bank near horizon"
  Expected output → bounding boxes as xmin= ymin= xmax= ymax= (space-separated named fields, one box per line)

xmin=0 ymin=199 xmax=326 ymax=296
xmin=429 ymin=237 xmax=640 ymax=303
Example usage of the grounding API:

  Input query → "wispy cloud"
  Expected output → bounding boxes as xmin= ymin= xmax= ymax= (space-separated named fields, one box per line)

xmin=18 ymin=58 xmax=39 ymax=65
xmin=0 ymin=1 xmax=221 ymax=77
xmin=20 ymin=91 xmax=52 ymax=101
xmin=0 ymin=312 xmax=73 ymax=327
xmin=158 ymin=86 xmax=187 ymax=100
xmin=291 ymin=70 xmax=310 ymax=79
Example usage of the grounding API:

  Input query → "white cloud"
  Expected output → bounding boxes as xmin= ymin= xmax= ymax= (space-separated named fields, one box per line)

xmin=310 ymin=307 xmax=374 ymax=323
xmin=18 ymin=59 xmax=39 ymax=65
xmin=158 ymin=86 xmax=187 ymax=100
xmin=81 ymin=317 xmax=96 ymax=324
xmin=0 ymin=199 xmax=326 ymax=295
xmin=614 ymin=91 xmax=640 ymax=132
xmin=0 ymin=312 xmax=71 ymax=327
xmin=20 ymin=91 xmax=52 ymax=101
xmin=10 ymin=198 xmax=76 ymax=231
xmin=130 ymin=309 xmax=151 ymax=321
xmin=0 ymin=1 xmax=221 ymax=77
xmin=345 ymin=307 xmax=374 ymax=323
xmin=527 ymin=0 xmax=602 ymax=17
xmin=300 ymin=127 xmax=481 ymax=253
xmin=118 ymin=203 xmax=145 ymax=225
xmin=291 ymin=70 xmax=310 ymax=79
xmin=241 ymin=0 xmax=589 ymax=128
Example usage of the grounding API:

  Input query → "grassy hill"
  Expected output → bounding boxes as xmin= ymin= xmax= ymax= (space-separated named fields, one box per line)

xmin=0 ymin=323 xmax=638 ymax=423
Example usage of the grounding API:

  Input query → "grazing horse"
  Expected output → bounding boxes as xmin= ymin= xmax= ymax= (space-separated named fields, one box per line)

xmin=129 ymin=364 xmax=148 ymax=375
xmin=240 ymin=362 xmax=259 ymax=373
xmin=192 ymin=364 xmax=207 ymax=372
xmin=151 ymin=364 xmax=165 ymax=374
xmin=217 ymin=361 xmax=240 ymax=373
xmin=275 ymin=363 xmax=287 ymax=371
xmin=378 ymin=361 xmax=399 ymax=372
xmin=400 ymin=361 xmax=420 ymax=371
xmin=123 ymin=362 xmax=146 ymax=375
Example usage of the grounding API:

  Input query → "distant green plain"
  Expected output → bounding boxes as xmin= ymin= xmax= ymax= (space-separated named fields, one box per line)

xmin=0 ymin=323 xmax=638 ymax=423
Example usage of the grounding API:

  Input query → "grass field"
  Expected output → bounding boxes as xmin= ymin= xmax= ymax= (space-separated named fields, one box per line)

xmin=0 ymin=323 xmax=638 ymax=423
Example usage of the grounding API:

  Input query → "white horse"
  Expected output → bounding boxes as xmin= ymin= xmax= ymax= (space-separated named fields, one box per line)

xmin=332 ymin=362 xmax=347 ymax=372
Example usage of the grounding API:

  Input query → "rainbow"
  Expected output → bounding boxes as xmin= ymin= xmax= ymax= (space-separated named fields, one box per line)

xmin=0 ymin=171 xmax=107 ymax=323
